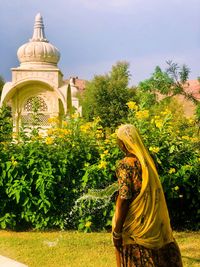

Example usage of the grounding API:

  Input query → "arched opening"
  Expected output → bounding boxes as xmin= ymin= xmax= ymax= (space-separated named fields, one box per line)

xmin=21 ymin=96 xmax=50 ymax=126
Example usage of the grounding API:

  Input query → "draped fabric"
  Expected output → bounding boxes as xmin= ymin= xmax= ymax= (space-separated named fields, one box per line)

xmin=112 ymin=124 xmax=174 ymax=249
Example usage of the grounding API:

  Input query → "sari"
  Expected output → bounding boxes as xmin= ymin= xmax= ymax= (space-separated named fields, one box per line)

xmin=112 ymin=124 xmax=183 ymax=267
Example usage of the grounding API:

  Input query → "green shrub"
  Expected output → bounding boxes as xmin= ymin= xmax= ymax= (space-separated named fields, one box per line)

xmin=126 ymin=101 xmax=199 ymax=229
xmin=0 ymin=105 xmax=12 ymax=142
xmin=0 ymin=107 xmax=199 ymax=231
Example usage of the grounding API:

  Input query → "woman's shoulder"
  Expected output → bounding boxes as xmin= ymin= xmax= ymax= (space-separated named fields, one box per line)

xmin=118 ymin=154 xmax=140 ymax=167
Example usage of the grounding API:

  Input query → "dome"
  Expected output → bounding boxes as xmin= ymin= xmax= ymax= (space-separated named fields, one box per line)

xmin=17 ymin=13 xmax=60 ymax=67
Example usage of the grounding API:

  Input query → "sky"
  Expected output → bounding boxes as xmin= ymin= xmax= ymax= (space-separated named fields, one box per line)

xmin=0 ymin=0 xmax=200 ymax=86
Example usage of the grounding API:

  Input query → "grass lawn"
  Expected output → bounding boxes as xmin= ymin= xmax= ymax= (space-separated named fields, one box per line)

xmin=0 ymin=231 xmax=199 ymax=267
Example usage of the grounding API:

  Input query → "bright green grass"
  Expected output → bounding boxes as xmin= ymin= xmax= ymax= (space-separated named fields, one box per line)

xmin=0 ymin=231 xmax=199 ymax=267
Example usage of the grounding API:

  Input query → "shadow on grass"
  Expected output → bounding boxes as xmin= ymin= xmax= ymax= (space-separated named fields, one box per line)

xmin=182 ymin=256 xmax=200 ymax=263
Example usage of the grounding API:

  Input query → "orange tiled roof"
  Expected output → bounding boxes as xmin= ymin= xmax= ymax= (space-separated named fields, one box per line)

xmin=63 ymin=77 xmax=86 ymax=92
xmin=75 ymin=79 xmax=86 ymax=92
xmin=183 ymin=80 xmax=200 ymax=100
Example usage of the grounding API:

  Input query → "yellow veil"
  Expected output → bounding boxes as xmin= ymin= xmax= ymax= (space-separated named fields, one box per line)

xmin=113 ymin=124 xmax=174 ymax=249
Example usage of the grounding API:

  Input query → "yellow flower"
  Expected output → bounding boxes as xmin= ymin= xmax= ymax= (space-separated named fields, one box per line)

xmin=59 ymin=129 xmax=71 ymax=135
xmin=48 ymin=117 xmax=59 ymax=124
xmin=11 ymin=156 xmax=18 ymax=166
xmin=85 ymin=221 xmax=92 ymax=228
xmin=12 ymin=160 xmax=18 ymax=166
xmin=169 ymin=168 xmax=176 ymax=174
xmin=62 ymin=121 xmax=68 ymax=127
xmin=37 ymin=134 xmax=43 ymax=139
xmin=149 ymin=146 xmax=160 ymax=153
xmin=71 ymin=113 xmax=79 ymax=119
xmin=135 ymin=110 xmax=149 ymax=119
xmin=80 ymin=122 xmax=92 ymax=133
xmin=100 ymin=154 xmax=105 ymax=159
xmin=111 ymin=132 xmax=117 ymax=138
xmin=98 ymin=161 xmax=107 ymax=169
xmin=155 ymin=120 xmax=163 ymax=129
xmin=126 ymin=101 xmax=138 ymax=110
xmin=160 ymin=109 xmax=171 ymax=116
xmin=174 ymin=186 xmax=179 ymax=191
xmin=191 ymin=137 xmax=198 ymax=142
xmin=47 ymin=128 xmax=54 ymax=135
xmin=45 ymin=137 xmax=53 ymax=145
xmin=182 ymin=136 xmax=190 ymax=140
xmin=103 ymin=150 xmax=109 ymax=155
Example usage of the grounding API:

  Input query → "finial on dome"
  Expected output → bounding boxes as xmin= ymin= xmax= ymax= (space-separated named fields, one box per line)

xmin=30 ymin=13 xmax=48 ymax=42
xmin=17 ymin=13 xmax=60 ymax=66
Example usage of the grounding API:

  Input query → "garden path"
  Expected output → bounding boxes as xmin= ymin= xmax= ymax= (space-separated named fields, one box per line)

xmin=0 ymin=255 xmax=28 ymax=267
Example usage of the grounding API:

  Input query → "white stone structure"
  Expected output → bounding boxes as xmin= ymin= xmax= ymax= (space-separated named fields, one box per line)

xmin=0 ymin=13 xmax=82 ymax=133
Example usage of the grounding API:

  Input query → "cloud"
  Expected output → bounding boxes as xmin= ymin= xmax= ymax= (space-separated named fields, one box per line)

xmin=78 ymin=0 xmax=133 ymax=10
xmin=0 ymin=0 xmax=199 ymax=85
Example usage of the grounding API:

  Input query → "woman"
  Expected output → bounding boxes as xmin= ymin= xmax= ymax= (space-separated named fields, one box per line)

xmin=112 ymin=124 xmax=183 ymax=267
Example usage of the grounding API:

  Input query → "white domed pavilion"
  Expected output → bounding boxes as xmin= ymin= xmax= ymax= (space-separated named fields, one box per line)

xmin=0 ymin=13 xmax=83 ymax=133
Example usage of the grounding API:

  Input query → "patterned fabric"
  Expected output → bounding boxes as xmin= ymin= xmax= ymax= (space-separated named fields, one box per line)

xmin=116 ymin=155 xmax=142 ymax=200
xmin=119 ymin=242 xmax=183 ymax=267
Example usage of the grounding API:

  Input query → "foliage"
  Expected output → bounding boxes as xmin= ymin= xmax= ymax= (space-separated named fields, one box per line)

xmin=195 ymin=102 xmax=200 ymax=123
xmin=139 ymin=65 xmax=173 ymax=95
xmin=139 ymin=61 xmax=199 ymax=106
xmin=126 ymin=100 xmax=200 ymax=229
xmin=0 ymin=99 xmax=199 ymax=231
xmin=0 ymin=75 xmax=5 ymax=97
xmin=0 ymin=104 xmax=12 ymax=142
xmin=0 ymin=116 xmax=120 ymax=230
xmin=0 ymin=77 xmax=12 ymax=142
xmin=81 ymin=61 xmax=135 ymax=129
xmin=0 ymin=117 xmax=98 ymax=230
xmin=0 ymin=62 xmax=199 ymax=231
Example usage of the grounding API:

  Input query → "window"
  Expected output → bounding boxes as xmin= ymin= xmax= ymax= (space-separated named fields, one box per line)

xmin=21 ymin=96 xmax=50 ymax=126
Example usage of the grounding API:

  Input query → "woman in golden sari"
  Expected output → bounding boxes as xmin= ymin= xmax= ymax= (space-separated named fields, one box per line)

xmin=112 ymin=124 xmax=183 ymax=267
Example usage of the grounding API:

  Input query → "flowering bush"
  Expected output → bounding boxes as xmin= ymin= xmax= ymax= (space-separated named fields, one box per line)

xmin=126 ymin=101 xmax=199 ymax=229
xmin=0 ymin=101 xmax=199 ymax=230
xmin=0 ymin=116 xmax=121 ymax=230
xmin=0 ymin=117 xmax=101 ymax=230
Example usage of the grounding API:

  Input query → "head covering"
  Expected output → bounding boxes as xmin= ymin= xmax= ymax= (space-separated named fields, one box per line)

xmin=117 ymin=124 xmax=157 ymax=171
xmin=113 ymin=124 xmax=174 ymax=249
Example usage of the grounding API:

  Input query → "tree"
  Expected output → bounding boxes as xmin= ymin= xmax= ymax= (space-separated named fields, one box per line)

xmin=138 ymin=61 xmax=199 ymax=105
xmin=66 ymin=84 xmax=73 ymax=116
xmin=81 ymin=61 xmax=136 ymax=129
xmin=0 ymin=75 xmax=5 ymax=97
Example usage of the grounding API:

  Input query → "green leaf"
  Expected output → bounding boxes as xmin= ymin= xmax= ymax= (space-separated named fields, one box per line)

xmin=169 ymin=145 xmax=175 ymax=153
